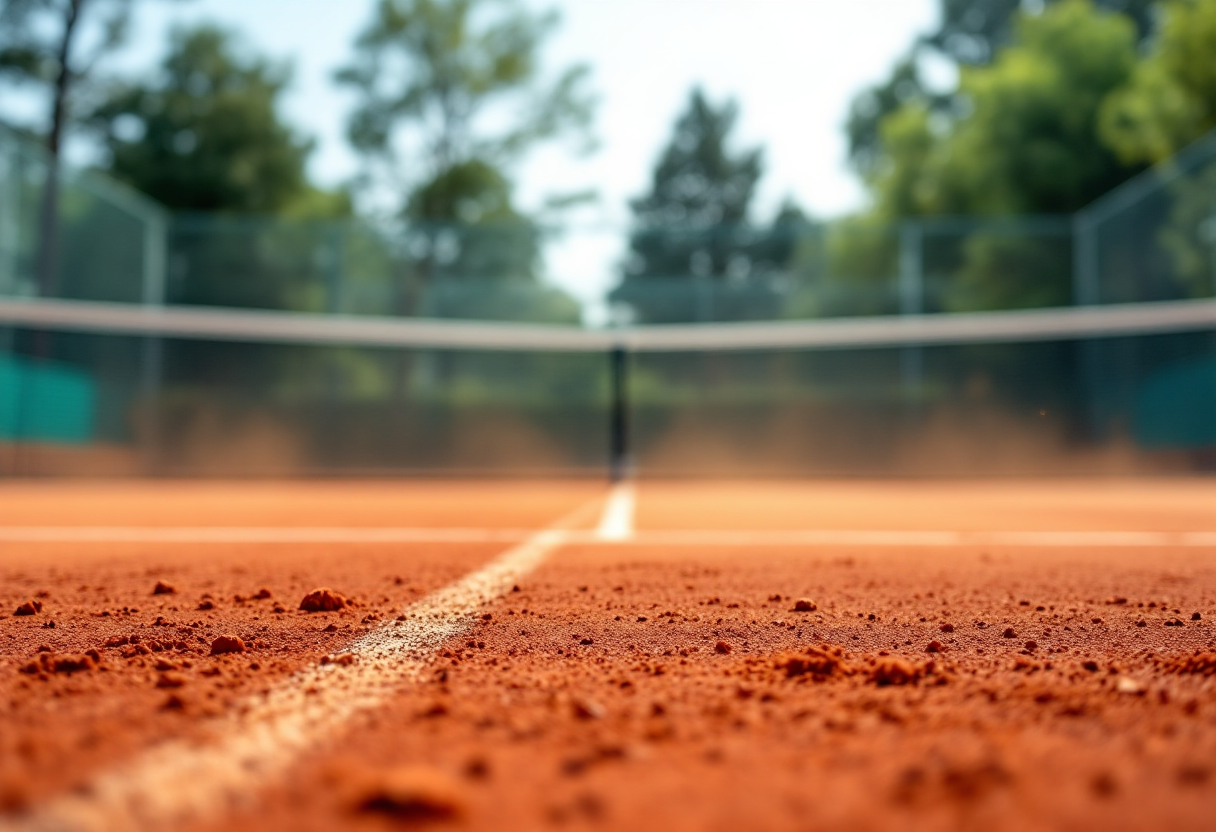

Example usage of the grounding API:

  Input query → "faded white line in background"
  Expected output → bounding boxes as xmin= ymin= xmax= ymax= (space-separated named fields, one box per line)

xmin=2 ymin=527 xmax=1216 ymax=547
xmin=0 ymin=526 xmax=536 ymax=543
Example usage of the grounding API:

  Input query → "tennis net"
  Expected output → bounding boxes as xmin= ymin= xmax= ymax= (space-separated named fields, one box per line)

xmin=1 ymin=294 xmax=1213 ymax=478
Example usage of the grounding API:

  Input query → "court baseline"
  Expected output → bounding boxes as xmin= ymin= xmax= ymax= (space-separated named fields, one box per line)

xmin=3 ymin=527 xmax=1216 ymax=547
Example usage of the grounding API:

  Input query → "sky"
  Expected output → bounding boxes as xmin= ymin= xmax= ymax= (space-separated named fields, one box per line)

xmin=66 ymin=0 xmax=945 ymax=317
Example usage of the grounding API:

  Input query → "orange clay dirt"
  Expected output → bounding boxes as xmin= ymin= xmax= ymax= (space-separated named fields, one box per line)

xmin=0 ymin=478 xmax=1215 ymax=832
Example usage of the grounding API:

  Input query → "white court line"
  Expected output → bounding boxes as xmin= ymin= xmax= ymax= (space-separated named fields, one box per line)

xmin=0 ymin=499 xmax=601 ymax=832
xmin=603 ymin=530 xmax=1216 ymax=547
xmin=4 ymin=526 xmax=1216 ymax=547
xmin=0 ymin=526 xmax=535 ymax=544
xmin=594 ymin=481 xmax=635 ymax=541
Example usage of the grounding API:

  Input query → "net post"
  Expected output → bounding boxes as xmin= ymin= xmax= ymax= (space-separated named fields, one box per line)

xmin=139 ymin=209 xmax=168 ymax=475
xmin=609 ymin=341 xmax=630 ymax=482
xmin=898 ymin=220 xmax=924 ymax=397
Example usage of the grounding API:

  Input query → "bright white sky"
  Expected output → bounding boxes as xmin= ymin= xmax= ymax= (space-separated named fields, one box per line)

xmin=102 ymin=0 xmax=942 ymax=315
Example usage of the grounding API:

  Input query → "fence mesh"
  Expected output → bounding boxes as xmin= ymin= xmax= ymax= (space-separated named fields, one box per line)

xmin=1 ymin=126 xmax=1214 ymax=477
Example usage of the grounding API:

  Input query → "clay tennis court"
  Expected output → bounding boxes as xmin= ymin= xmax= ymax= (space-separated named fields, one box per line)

xmin=2 ymin=478 xmax=1215 ymax=832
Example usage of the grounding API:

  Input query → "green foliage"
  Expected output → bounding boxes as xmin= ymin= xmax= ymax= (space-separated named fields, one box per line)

xmin=335 ymin=0 xmax=595 ymax=218
xmin=1154 ymin=161 xmax=1216 ymax=297
xmin=872 ymin=0 xmax=1141 ymax=217
xmin=334 ymin=0 xmax=591 ymax=328
xmin=831 ymin=0 xmax=1192 ymax=311
xmin=1099 ymin=0 xmax=1216 ymax=299
xmin=613 ymin=89 xmax=806 ymax=323
xmin=0 ymin=0 xmax=149 ymax=149
xmin=282 ymin=186 xmax=355 ymax=221
xmin=846 ymin=0 xmax=1160 ymax=175
xmin=949 ymin=230 xmax=1074 ymax=310
xmin=89 ymin=25 xmax=316 ymax=214
xmin=1101 ymin=0 xmax=1216 ymax=163
xmin=630 ymin=89 xmax=763 ymax=230
xmin=925 ymin=0 xmax=1156 ymax=66
xmin=1 ymin=0 xmax=179 ymax=296
xmin=406 ymin=158 xmax=517 ymax=223
xmin=846 ymin=57 xmax=949 ymax=180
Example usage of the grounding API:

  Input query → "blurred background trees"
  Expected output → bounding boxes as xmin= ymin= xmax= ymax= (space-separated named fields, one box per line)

xmin=0 ymin=0 xmax=173 ymax=296
xmin=336 ymin=0 xmax=596 ymax=222
xmin=333 ymin=0 xmax=595 ymax=320
xmin=846 ymin=0 xmax=1216 ymax=221
xmin=612 ymin=88 xmax=807 ymax=323
xmin=88 ymin=25 xmax=324 ymax=215
xmin=1 ymin=0 xmax=1215 ymax=321
xmin=833 ymin=0 xmax=1216 ymax=311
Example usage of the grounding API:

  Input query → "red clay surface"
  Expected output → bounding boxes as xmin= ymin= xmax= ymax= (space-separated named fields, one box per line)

xmin=0 ymin=480 xmax=605 ymax=527
xmin=635 ymin=480 xmax=1216 ymax=531
xmin=2 ymin=479 xmax=1215 ymax=832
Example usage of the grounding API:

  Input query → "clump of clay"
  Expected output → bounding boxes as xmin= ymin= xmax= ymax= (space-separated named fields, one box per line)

xmin=572 ymin=697 xmax=606 ymax=720
xmin=1159 ymin=652 xmax=1216 ymax=677
xmin=348 ymin=766 xmax=467 ymax=821
xmin=868 ymin=657 xmax=923 ymax=687
xmin=209 ymin=635 xmax=246 ymax=656
xmin=778 ymin=645 xmax=849 ymax=681
xmin=14 ymin=600 xmax=42 ymax=616
xmin=21 ymin=653 xmax=94 ymax=675
xmin=152 ymin=581 xmax=176 ymax=595
xmin=715 ymin=641 xmax=732 ymax=654
xmin=300 ymin=588 xmax=348 ymax=612
xmin=792 ymin=599 xmax=817 ymax=612
xmin=253 ymin=588 xmax=273 ymax=600
xmin=156 ymin=672 xmax=187 ymax=688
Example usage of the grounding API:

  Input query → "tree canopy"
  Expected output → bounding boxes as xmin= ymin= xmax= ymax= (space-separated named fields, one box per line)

xmin=925 ymin=0 xmax=1157 ymax=66
xmin=613 ymin=88 xmax=807 ymax=323
xmin=88 ymin=25 xmax=322 ymax=214
xmin=0 ymin=0 xmax=161 ymax=154
xmin=335 ymin=0 xmax=595 ymax=221
xmin=847 ymin=0 xmax=1162 ymax=177
xmin=1 ymin=0 xmax=180 ymax=294
xmin=868 ymin=0 xmax=1142 ymax=218
xmin=1100 ymin=0 xmax=1216 ymax=164
xmin=829 ymin=0 xmax=1216 ymax=312
xmin=629 ymin=88 xmax=763 ymax=231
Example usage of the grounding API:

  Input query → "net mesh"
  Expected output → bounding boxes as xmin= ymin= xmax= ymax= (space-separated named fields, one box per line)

xmin=0 ymin=299 xmax=1212 ymax=477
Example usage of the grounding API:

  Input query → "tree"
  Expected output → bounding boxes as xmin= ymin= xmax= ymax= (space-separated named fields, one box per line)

xmin=869 ymin=1 xmax=1141 ymax=217
xmin=402 ymin=158 xmax=559 ymax=320
xmin=846 ymin=56 xmax=949 ymax=180
xmin=612 ymin=88 xmax=805 ymax=323
xmin=89 ymin=25 xmax=316 ymax=213
xmin=846 ymin=0 xmax=1161 ymax=175
xmin=629 ymin=89 xmax=763 ymax=232
xmin=1100 ymin=0 xmax=1216 ymax=298
xmin=335 ymin=0 xmax=595 ymax=220
xmin=1100 ymin=0 xmax=1216 ymax=164
xmin=87 ymin=26 xmax=336 ymax=312
xmin=925 ymin=0 xmax=1157 ymax=66
xmin=0 ymin=0 xmax=170 ymax=295
xmin=834 ymin=1 xmax=1146 ymax=311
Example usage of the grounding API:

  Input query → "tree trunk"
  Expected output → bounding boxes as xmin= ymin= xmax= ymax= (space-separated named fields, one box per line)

xmin=34 ymin=0 xmax=84 ymax=302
